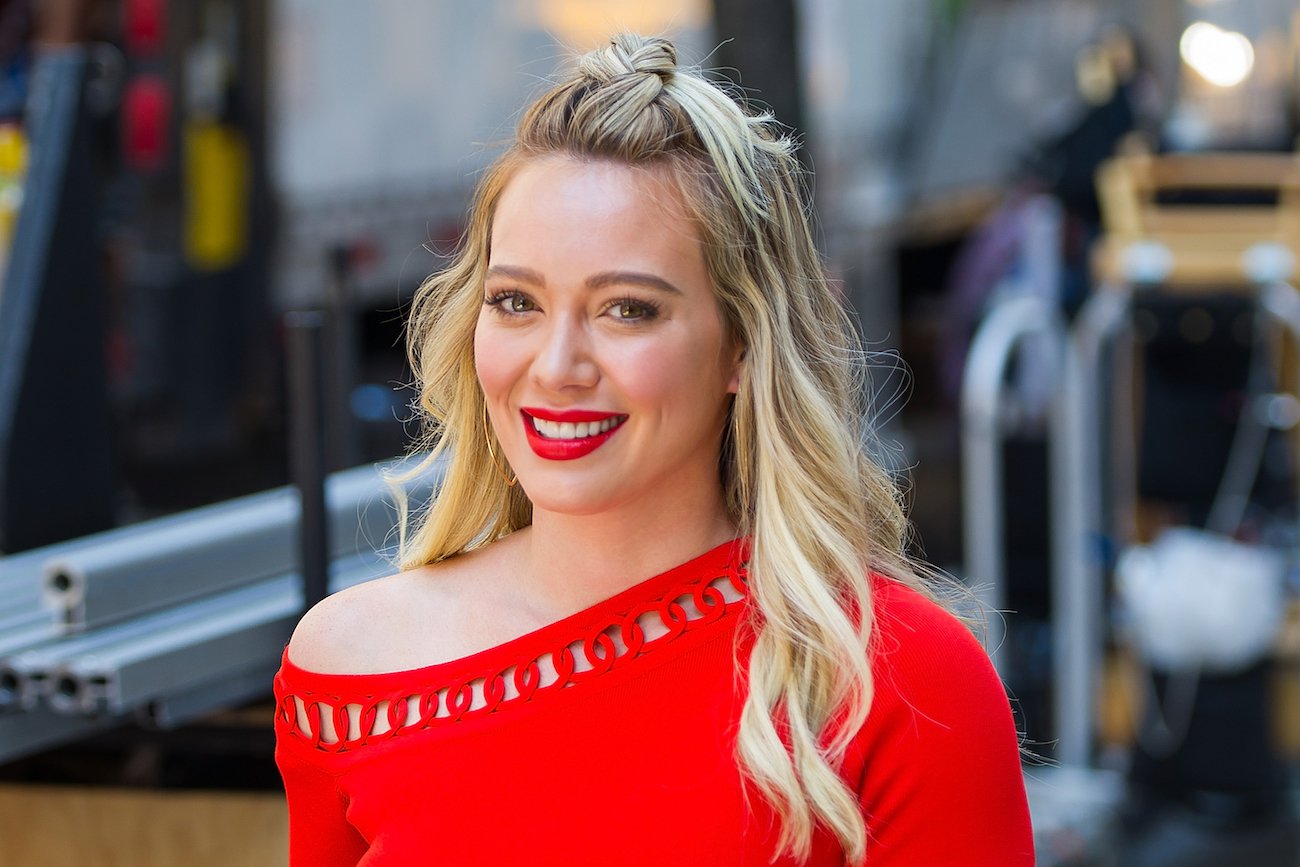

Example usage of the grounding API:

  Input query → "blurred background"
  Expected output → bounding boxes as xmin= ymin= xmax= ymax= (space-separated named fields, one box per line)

xmin=1 ymin=0 xmax=1299 ymax=864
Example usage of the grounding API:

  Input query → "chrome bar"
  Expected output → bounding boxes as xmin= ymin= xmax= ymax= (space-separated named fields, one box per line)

xmin=961 ymin=294 xmax=1068 ymax=669
xmin=0 ymin=617 xmax=58 ymax=664
xmin=0 ymin=548 xmax=49 ymax=618
xmin=50 ymin=550 xmax=388 ymax=716
xmin=2 ymin=517 xmax=215 ymax=619
xmin=138 ymin=662 xmax=282 ymax=730
xmin=1056 ymin=283 xmax=1131 ymax=768
xmin=42 ymin=459 xmax=432 ymax=631
xmin=0 ymin=453 xmax=443 ymax=763
xmin=6 ymin=578 xmax=294 ymax=712
xmin=0 ymin=704 xmax=123 ymax=765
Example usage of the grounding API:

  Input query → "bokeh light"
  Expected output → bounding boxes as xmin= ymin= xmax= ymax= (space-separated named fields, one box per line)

xmin=1179 ymin=21 xmax=1255 ymax=88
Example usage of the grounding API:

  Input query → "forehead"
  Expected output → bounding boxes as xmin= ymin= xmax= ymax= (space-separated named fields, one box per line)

xmin=488 ymin=156 xmax=702 ymax=268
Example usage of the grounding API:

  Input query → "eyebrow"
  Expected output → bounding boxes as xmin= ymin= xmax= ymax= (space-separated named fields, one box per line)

xmin=485 ymin=265 xmax=682 ymax=296
xmin=485 ymin=264 xmax=545 ymax=285
xmin=585 ymin=271 xmax=682 ymax=295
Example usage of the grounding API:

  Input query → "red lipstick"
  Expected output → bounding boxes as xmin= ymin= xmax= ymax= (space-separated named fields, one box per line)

xmin=523 ymin=407 xmax=619 ymax=423
xmin=520 ymin=408 xmax=626 ymax=460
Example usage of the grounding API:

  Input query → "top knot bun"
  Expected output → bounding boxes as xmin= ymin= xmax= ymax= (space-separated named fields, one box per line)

xmin=578 ymin=33 xmax=677 ymax=86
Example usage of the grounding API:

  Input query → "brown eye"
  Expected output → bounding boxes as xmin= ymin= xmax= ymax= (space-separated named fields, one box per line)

xmin=485 ymin=291 xmax=537 ymax=314
xmin=609 ymin=300 xmax=657 ymax=321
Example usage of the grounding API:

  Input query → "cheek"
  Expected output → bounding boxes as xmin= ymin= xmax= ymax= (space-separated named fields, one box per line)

xmin=612 ymin=335 xmax=728 ymax=410
xmin=473 ymin=317 xmax=510 ymax=395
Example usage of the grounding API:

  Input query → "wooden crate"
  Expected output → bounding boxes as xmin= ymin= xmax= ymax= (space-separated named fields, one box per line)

xmin=0 ymin=784 xmax=287 ymax=867
xmin=1093 ymin=151 xmax=1300 ymax=288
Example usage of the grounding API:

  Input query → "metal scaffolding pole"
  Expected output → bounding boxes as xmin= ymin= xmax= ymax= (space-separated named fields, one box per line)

xmin=0 ymin=618 xmax=58 ymax=666
xmin=1059 ymin=283 xmax=1131 ymax=769
xmin=47 ymin=550 xmax=388 ymax=716
xmin=0 ymin=705 xmax=124 ymax=766
xmin=0 ymin=453 xmax=444 ymax=762
xmin=961 ymin=295 xmax=1071 ymax=668
xmin=0 ymin=548 xmax=49 ymax=619
xmin=2 ymin=578 xmax=292 ymax=712
xmin=2 ymin=500 xmax=278 ymax=620
xmin=138 ymin=662 xmax=282 ymax=730
xmin=41 ymin=460 xmax=433 ymax=631
xmin=286 ymin=310 xmax=331 ymax=613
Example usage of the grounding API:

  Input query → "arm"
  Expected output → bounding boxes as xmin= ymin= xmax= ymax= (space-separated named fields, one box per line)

xmin=275 ymin=625 xmax=370 ymax=867
xmin=274 ymin=578 xmax=407 ymax=865
xmin=855 ymin=583 xmax=1035 ymax=865
xmin=276 ymin=735 xmax=370 ymax=867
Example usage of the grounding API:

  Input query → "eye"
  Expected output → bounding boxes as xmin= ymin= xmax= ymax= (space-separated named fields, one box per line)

xmin=485 ymin=291 xmax=537 ymax=315
xmin=606 ymin=298 xmax=659 ymax=322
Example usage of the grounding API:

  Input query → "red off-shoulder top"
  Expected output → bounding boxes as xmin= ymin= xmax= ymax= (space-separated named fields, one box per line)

xmin=273 ymin=540 xmax=1033 ymax=865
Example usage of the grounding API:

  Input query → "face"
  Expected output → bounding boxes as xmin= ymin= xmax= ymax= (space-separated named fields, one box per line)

xmin=474 ymin=156 xmax=742 ymax=519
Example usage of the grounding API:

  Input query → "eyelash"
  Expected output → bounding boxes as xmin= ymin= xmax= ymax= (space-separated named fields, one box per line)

xmin=604 ymin=297 xmax=660 ymax=322
xmin=484 ymin=290 xmax=534 ymax=316
xmin=482 ymin=291 xmax=661 ymax=323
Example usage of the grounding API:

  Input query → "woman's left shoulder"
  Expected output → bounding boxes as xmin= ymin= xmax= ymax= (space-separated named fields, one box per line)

xmin=853 ymin=575 xmax=1034 ymax=863
xmin=866 ymin=574 xmax=1008 ymax=716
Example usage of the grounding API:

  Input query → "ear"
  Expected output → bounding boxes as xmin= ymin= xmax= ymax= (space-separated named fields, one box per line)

xmin=726 ymin=345 xmax=746 ymax=394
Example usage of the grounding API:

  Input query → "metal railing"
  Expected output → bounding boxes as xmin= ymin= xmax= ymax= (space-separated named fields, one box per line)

xmin=0 ymin=455 xmax=443 ymax=764
xmin=962 ymin=241 xmax=1300 ymax=770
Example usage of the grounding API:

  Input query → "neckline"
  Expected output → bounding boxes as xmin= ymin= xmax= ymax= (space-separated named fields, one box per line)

xmin=280 ymin=536 xmax=748 ymax=686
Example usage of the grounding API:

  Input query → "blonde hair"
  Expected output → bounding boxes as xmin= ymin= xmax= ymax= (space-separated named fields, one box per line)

xmin=397 ymin=33 xmax=934 ymax=864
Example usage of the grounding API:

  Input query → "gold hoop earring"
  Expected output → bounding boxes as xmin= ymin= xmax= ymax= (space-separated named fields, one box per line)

xmin=482 ymin=403 xmax=517 ymax=487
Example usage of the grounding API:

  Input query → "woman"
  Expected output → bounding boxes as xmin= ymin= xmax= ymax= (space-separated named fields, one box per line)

xmin=275 ymin=33 xmax=1033 ymax=866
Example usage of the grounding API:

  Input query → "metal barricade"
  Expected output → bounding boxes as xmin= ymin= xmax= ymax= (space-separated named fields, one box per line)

xmin=963 ymin=240 xmax=1300 ymax=772
xmin=960 ymin=292 xmax=1100 ymax=767
xmin=0 ymin=454 xmax=445 ymax=764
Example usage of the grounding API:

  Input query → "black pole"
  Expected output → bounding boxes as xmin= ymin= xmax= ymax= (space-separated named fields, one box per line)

xmin=324 ymin=244 xmax=362 ymax=471
xmin=711 ymin=0 xmax=809 ymax=171
xmin=0 ymin=49 xmax=115 ymax=552
xmin=285 ymin=310 xmax=330 ymax=612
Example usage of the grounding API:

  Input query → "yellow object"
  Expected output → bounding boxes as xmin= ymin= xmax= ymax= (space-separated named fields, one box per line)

xmin=533 ymin=0 xmax=708 ymax=50
xmin=1093 ymin=150 xmax=1300 ymax=289
xmin=0 ymin=124 xmax=27 ymax=177
xmin=183 ymin=121 xmax=249 ymax=271
xmin=0 ymin=124 xmax=26 ymax=277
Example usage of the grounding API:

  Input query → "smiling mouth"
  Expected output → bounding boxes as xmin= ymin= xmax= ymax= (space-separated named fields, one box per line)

xmin=519 ymin=410 xmax=627 ymax=460
xmin=528 ymin=415 xmax=626 ymax=440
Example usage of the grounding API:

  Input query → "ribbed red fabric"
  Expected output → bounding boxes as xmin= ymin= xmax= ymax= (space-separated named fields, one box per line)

xmin=274 ymin=540 xmax=1034 ymax=865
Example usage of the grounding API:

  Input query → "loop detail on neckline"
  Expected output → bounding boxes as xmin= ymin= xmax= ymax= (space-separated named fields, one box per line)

xmin=275 ymin=541 xmax=748 ymax=752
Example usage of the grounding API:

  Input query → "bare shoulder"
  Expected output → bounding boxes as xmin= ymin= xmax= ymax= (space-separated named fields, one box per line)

xmin=286 ymin=567 xmax=434 ymax=675
xmin=285 ymin=535 xmax=528 ymax=676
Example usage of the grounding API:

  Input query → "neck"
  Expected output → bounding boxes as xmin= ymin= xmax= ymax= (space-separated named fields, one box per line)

xmin=517 ymin=493 xmax=736 ymax=618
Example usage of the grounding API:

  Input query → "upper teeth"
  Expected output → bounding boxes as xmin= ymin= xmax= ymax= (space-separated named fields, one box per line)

xmin=531 ymin=416 xmax=622 ymax=439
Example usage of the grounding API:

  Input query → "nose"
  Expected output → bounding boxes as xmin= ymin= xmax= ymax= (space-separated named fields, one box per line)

xmin=531 ymin=313 xmax=599 ymax=391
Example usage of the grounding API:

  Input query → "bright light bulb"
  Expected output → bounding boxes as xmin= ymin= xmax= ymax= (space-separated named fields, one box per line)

xmin=1180 ymin=21 xmax=1255 ymax=87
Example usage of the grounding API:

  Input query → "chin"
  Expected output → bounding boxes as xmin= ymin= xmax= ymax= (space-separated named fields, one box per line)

xmin=517 ymin=476 xmax=635 ymax=518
